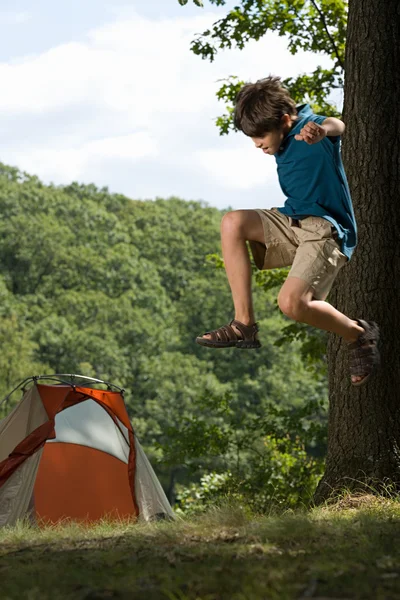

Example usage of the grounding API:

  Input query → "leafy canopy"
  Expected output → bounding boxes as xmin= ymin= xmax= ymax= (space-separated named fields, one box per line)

xmin=180 ymin=0 xmax=347 ymax=133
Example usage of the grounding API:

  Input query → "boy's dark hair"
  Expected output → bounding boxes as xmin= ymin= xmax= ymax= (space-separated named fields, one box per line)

xmin=233 ymin=76 xmax=297 ymax=137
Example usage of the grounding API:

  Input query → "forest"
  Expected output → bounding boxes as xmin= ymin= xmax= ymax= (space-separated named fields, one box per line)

xmin=0 ymin=161 xmax=328 ymax=511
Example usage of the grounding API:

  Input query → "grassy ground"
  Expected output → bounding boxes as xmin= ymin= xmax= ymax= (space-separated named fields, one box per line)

xmin=1 ymin=495 xmax=400 ymax=600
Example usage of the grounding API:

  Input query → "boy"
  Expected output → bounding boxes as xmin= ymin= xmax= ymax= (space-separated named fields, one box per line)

xmin=196 ymin=76 xmax=380 ymax=386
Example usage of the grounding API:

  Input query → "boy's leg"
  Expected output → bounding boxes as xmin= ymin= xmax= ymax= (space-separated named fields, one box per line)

xmin=277 ymin=276 xmax=369 ymax=383
xmin=200 ymin=210 xmax=265 ymax=341
xmin=221 ymin=210 xmax=265 ymax=325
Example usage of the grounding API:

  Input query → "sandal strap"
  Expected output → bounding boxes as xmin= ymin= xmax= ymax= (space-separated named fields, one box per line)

xmin=203 ymin=323 xmax=240 ymax=343
xmin=230 ymin=319 xmax=259 ymax=342
xmin=348 ymin=320 xmax=380 ymax=377
xmin=203 ymin=320 xmax=259 ymax=343
xmin=348 ymin=320 xmax=380 ymax=350
xmin=350 ymin=347 xmax=380 ymax=376
xmin=356 ymin=319 xmax=380 ymax=345
xmin=219 ymin=324 xmax=237 ymax=342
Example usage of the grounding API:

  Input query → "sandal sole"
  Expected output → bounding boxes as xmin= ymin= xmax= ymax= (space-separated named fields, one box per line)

xmin=195 ymin=338 xmax=261 ymax=349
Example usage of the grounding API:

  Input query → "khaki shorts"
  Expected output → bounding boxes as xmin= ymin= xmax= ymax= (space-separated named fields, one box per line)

xmin=249 ymin=208 xmax=347 ymax=300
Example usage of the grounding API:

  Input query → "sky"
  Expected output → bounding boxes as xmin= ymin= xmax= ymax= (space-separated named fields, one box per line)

xmin=0 ymin=0 xmax=336 ymax=211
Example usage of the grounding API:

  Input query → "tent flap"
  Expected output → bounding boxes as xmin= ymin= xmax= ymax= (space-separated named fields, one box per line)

xmin=0 ymin=450 xmax=43 ymax=527
xmin=0 ymin=387 xmax=48 ymax=462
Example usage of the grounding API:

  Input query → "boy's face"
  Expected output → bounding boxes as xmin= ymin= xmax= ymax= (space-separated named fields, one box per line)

xmin=251 ymin=114 xmax=294 ymax=156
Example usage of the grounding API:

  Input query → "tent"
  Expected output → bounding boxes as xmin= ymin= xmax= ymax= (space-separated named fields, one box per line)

xmin=0 ymin=375 xmax=174 ymax=526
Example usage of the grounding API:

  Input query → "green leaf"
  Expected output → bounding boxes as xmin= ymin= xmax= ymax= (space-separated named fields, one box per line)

xmin=177 ymin=0 xmax=204 ymax=5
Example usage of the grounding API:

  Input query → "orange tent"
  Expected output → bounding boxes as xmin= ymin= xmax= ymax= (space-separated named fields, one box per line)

xmin=0 ymin=375 xmax=174 ymax=526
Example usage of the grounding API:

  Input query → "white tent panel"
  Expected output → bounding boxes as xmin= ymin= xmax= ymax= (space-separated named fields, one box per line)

xmin=0 ymin=449 xmax=43 ymax=527
xmin=0 ymin=386 xmax=48 ymax=462
xmin=47 ymin=400 xmax=129 ymax=464
xmin=135 ymin=439 xmax=175 ymax=521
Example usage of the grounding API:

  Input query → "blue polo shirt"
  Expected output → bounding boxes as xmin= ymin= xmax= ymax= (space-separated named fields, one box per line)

xmin=275 ymin=104 xmax=357 ymax=260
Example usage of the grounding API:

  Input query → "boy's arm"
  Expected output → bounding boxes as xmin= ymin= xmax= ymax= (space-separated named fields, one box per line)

xmin=321 ymin=117 xmax=346 ymax=137
xmin=295 ymin=117 xmax=345 ymax=144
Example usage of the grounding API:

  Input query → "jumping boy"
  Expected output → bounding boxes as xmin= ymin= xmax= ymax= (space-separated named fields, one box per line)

xmin=196 ymin=76 xmax=380 ymax=386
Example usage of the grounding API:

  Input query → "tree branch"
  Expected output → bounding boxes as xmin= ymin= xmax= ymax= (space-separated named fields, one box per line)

xmin=310 ymin=0 xmax=345 ymax=70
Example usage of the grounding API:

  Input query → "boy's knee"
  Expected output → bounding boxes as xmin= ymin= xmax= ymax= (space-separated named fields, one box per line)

xmin=277 ymin=292 xmax=307 ymax=321
xmin=221 ymin=210 xmax=246 ymax=238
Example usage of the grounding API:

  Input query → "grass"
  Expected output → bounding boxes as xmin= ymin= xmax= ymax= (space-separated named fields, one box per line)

xmin=1 ymin=494 xmax=400 ymax=600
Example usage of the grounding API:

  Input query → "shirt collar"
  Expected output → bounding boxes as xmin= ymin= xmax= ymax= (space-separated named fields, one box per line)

xmin=278 ymin=104 xmax=312 ymax=153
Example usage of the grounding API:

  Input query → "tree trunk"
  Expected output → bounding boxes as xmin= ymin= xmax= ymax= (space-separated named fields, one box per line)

xmin=314 ymin=0 xmax=400 ymax=503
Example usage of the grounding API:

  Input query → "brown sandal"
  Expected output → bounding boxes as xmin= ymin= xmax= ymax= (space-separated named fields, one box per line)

xmin=348 ymin=319 xmax=380 ymax=386
xmin=196 ymin=319 xmax=261 ymax=349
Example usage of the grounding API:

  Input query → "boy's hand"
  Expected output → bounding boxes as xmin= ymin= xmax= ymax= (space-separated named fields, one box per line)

xmin=295 ymin=121 xmax=326 ymax=144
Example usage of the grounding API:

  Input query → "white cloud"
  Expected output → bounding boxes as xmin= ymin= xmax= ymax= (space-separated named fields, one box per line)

xmin=195 ymin=143 xmax=277 ymax=190
xmin=0 ymin=13 xmax=218 ymax=117
xmin=0 ymin=43 xmax=94 ymax=112
xmin=0 ymin=9 xmax=334 ymax=206
xmin=6 ymin=132 xmax=157 ymax=182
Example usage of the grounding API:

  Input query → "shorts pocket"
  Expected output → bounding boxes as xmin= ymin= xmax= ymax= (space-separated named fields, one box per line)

xmin=322 ymin=238 xmax=347 ymax=268
xmin=300 ymin=216 xmax=332 ymax=238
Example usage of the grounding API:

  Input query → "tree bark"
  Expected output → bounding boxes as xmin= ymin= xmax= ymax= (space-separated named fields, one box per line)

xmin=314 ymin=0 xmax=400 ymax=503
